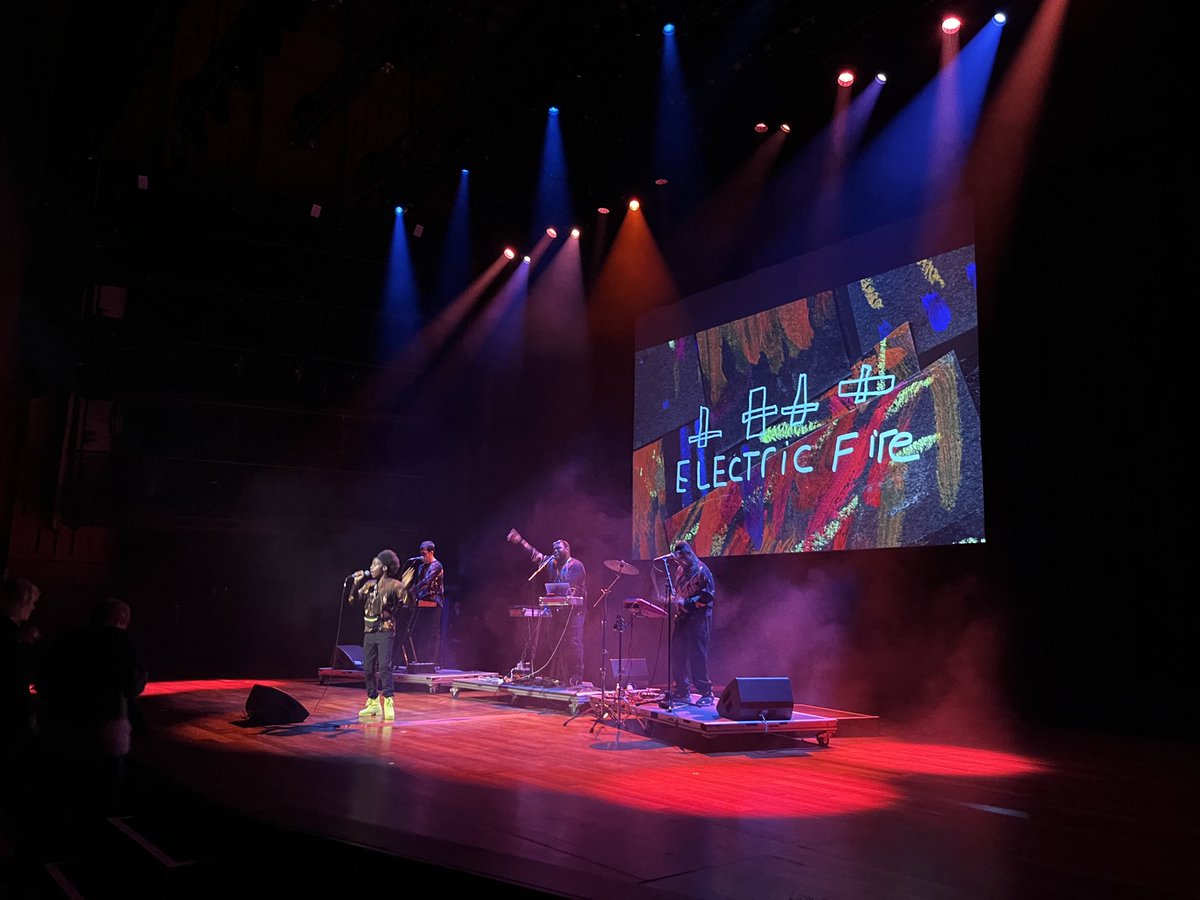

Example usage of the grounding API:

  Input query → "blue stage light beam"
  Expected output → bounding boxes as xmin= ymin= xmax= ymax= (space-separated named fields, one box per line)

xmin=532 ymin=106 xmax=573 ymax=247
xmin=435 ymin=168 xmax=472 ymax=304
xmin=835 ymin=15 xmax=1003 ymax=240
xmin=381 ymin=206 xmax=420 ymax=356
xmin=738 ymin=15 xmax=1004 ymax=276
xmin=653 ymin=22 xmax=704 ymax=222
xmin=525 ymin=229 xmax=587 ymax=366
xmin=466 ymin=258 xmax=530 ymax=374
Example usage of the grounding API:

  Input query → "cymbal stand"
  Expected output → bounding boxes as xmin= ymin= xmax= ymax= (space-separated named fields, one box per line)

xmin=586 ymin=568 xmax=624 ymax=731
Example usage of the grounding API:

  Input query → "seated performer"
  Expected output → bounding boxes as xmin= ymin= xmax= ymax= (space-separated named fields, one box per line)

xmin=408 ymin=540 xmax=445 ymax=668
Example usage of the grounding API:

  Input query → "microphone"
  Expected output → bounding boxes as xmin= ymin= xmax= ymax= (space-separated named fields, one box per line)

xmin=527 ymin=553 xmax=554 ymax=582
xmin=654 ymin=553 xmax=673 ymax=561
xmin=346 ymin=569 xmax=371 ymax=581
xmin=407 ymin=556 xmax=422 ymax=562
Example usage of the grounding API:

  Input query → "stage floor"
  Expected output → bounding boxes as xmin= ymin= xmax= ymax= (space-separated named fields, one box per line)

xmin=98 ymin=676 xmax=1196 ymax=899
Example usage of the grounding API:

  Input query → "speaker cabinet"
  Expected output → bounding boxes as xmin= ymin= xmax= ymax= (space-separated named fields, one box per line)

xmin=610 ymin=657 xmax=650 ymax=689
xmin=333 ymin=644 xmax=364 ymax=669
xmin=716 ymin=676 xmax=794 ymax=721
xmin=244 ymin=684 xmax=310 ymax=725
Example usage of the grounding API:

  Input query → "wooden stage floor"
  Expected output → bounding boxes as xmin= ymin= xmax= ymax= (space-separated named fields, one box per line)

xmin=94 ymin=676 xmax=1198 ymax=898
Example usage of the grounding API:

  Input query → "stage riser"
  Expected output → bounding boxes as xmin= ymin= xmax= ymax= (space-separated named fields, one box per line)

xmin=316 ymin=668 xmax=499 ymax=694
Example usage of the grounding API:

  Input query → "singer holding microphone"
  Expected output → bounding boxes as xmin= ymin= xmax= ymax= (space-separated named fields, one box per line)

xmin=507 ymin=530 xmax=587 ymax=687
xmin=346 ymin=550 xmax=405 ymax=720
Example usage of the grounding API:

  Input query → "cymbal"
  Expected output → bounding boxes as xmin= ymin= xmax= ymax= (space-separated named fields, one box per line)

xmin=604 ymin=559 xmax=639 ymax=576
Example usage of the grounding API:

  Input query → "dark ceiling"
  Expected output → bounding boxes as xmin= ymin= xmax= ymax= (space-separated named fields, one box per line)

xmin=12 ymin=0 xmax=1042 ymax=269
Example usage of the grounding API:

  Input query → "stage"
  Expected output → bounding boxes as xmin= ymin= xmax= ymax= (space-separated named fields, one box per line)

xmin=14 ymin=675 xmax=1189 ymax=899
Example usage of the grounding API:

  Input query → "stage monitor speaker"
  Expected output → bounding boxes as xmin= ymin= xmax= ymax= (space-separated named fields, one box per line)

xmin=333 ymin=644 xmax=364 ymax=669
xmin=244 ymin=684 xmax=310 ymax=725
xmin=610 ymin=657 xmax=650 ymax=689
xmin=716 ymin=676 xmax=794 ymax=721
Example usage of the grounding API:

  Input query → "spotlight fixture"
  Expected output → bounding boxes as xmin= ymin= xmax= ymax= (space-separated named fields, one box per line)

xmin=597 ymin=207 xmax=610 ymax=215
xmin=837 ymin=71 xmax=854 ymax=88
xmin=628 ymin=199 xmax=640 ymax=211
xmin=754 ymin=122 xmax=768 ymax=133
xmin=309 ymin=203 xmax=321 ymax=218
xmin=548 ymin=106 xmax=559 ymax=116
xmin=663 ymin=23 xmax=675 ymax=36
xmin=503 ymin=248 xmax=516 ymax=260
xmin=394 ymin=205 xmax=405 ymax=215
xmin=942 ymin=16 xmax=962 ymax=34
xmin=570 ymin=228 xmax=581 ymax=239
xmin=546 ymin=227 xmax=558 ymax=238
xmin=522 ymin=255 xmax=531 ymax=264
xmin=992 ymin=12 xmax=1007 ymax=25
xmin=779 ymin=123 xmax=791 ymax=133
xmin=654 ymin=178 xmax=669 ymax=186
xmin=875 ymin=72 xmax=887 ymax=84
xmin=461 ymin=168 xmax=469 ymax=175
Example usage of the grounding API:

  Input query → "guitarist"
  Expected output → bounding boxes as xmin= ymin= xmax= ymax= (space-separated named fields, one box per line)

xmin=668 ymin=541 xmax=716 ymax=706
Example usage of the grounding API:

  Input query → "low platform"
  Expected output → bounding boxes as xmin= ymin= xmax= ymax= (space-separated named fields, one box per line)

xmin=316 ymin=666 xmax=499 ymax=693
xmin=794 ymin=702 xmax=881 ymax=737
xmin=448 ymin=674 xmax=600 ymax=715
xmin=626 ymin=697 xmax=839 ymax=744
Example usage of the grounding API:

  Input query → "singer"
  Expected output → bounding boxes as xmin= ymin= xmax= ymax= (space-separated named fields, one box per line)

xmin=506 ymin=529 xmax=588 ymax=687
xmin=346 ymin=550 xmax=405 ymax=720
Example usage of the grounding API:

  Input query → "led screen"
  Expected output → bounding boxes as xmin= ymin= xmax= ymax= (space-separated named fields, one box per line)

xmin=632 ymin=243 xmax=984 ymax=558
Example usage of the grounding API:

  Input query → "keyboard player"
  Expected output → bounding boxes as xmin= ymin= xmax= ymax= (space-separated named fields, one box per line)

xmin=507 ymin=529 xmax=588 ymax=687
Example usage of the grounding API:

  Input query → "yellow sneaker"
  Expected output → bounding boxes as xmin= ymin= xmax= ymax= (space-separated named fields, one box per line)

xmin=382 ymin=695 xmax=395 ymax=721
xmin=358 ymin=696 xmax=381 ymax=717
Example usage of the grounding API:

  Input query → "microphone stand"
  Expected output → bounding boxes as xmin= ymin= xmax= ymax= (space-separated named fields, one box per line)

xmin=659 ymin=558 xmax=678 ymax=711
xmin=528 ymin=553 xmax=554 ymax=582
xmin=331 ymin=576 xmax=354 ymax=668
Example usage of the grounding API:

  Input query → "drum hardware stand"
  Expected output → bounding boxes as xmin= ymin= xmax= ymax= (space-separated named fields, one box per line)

xmin=510 ymin=607 xmax=548 ymax=683
xmin=594 ymin=613 xmax=631 ymax=738
xmin=569 ymin=558 xmax=637 ymax=731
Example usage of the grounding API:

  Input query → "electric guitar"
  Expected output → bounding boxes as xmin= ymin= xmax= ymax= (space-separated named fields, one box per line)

xmin=670 ymin=590 xmax=713 ymax=619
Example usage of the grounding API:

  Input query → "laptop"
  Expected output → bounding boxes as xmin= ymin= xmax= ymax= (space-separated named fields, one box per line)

xmin=543 ymin=582 xmax=571 ymax=597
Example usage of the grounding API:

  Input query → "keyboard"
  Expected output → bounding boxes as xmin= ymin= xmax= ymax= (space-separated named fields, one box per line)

xmin=539 ymin=596 xmax=583 ymax=607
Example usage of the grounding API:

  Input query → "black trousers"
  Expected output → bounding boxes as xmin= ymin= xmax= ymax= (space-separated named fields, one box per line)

xmin=362 ymin=630 xmax=395 ymax=698
xmin=670 ymin=611 xmax=712 ymax=696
